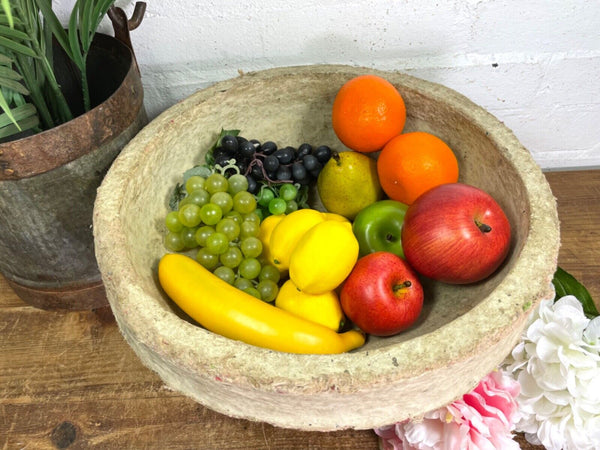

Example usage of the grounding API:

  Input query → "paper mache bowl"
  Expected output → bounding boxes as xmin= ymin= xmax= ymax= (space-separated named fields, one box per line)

xmin=93 ymin=65 xmax=560 ymax=431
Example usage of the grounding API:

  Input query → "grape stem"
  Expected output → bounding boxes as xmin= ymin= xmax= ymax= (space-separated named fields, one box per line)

xmin=244 ymin=152 xmax=294 ymax=184
xmin=215 ymin=159 xmax=241 ymax=176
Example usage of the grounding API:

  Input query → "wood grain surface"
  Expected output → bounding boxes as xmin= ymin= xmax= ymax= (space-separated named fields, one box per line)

xmin=1 ymin=169 xmax=598 ymax=449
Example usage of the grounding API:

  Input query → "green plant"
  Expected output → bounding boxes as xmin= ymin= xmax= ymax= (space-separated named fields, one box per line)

xmin=0 ymin=0 xmax=115 ymax=140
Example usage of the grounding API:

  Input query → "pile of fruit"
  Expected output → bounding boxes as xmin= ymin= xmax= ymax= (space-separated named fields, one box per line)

xmin=157 ymin=74 xmax=512 ymax=355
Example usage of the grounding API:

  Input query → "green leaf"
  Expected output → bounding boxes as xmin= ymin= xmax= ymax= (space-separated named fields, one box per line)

xmin=296 ymin=185 xmax=310 ymax=208
xmin=67 ymin=2 xmax=85 ymax=70
xmin=169 ymin=165 xmax=214 ymax=211
xmin=204 ymin=149 xmax=215 ymax=167
xmin=211 ymin=128 xmax=241 ymax=152
xmin=0 ymin=0 xmax=13 ymax=28
xmin=1 ymin=87 xmax=27 ymax=107
xmin=169 ymin=183 xmax=186 ymax=211
xmin=0 ymin=113 xmax=39 ymax=138
xmin=34 ymin=0 xmax=73 ymax=61
xmin=0 ymin=93 xmax=40 ymax=137
xmin=0 ymin=53 xmax=13 ymax=65
xmin=0 ymin=65 xmax=22 ymax=80
xmin=78 ymin=0 xmax=94 ymax=50
xmin=0 ymin=87 xmax=18 ymax=128
xmin=0 ymin=14 xmax=24 ymax=28
xmin=183 ymin=165 xmax=213 ymax=183
xmin=91 ymin=0 xmax=116 ymax=33
xmin=0 ymin=53 xmax=12 ymax=65
xmin=0 ymin=102 xmax=37 ymax=127
xmin=12 ymin=51 xmax=61 ymax=129
xmin=0 ymin=24 xmax=31 ymax=41
xmin=0 ymin=76 xmax=29 ymax=95
xmin=0 ymin=35 xmax=37 ymax=57
xmin=553 ymin=266 xmax=599 ymax=319
xmin=205 ymin=128 xmax=240 ymax=166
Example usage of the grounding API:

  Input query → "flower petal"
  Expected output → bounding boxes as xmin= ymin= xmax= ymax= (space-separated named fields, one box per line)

xmin=583 ymin=317 xmax=600 ymax=348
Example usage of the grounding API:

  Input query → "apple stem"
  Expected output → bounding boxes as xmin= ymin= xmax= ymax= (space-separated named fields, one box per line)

xmin=475 ymin=220 xmax=492 ymax=233
xmin=393 ymin=281 xmax=412 ymax=293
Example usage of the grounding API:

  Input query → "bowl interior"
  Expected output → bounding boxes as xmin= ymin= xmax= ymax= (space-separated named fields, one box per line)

xmin=118 ymin=69 xmax=529 ymax=351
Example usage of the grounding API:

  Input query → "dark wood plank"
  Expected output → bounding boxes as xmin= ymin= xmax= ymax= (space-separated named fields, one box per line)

xmin=1 ymin=169 xmax=598 ymax=449
xmin=545 ymin=170 xmax=600 ymax=306
xmin=0 ymin=303 xmax=378 ymax=449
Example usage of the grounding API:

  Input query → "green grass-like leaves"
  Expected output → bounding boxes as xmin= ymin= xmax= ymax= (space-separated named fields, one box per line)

xmin=0 ymin=0 xmax=115 ymax=140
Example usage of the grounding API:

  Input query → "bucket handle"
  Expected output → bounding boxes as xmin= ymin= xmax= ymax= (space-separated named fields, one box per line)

xmin=108 ymin=2 xmax=146 ymax=75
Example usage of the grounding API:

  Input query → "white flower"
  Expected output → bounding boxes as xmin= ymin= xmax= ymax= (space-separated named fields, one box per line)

xmin=503 ymin=295 xmax=600 ymax=450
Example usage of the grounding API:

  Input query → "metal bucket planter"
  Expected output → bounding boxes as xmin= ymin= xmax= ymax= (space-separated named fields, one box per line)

xmin=0 ymin=7 xmax=147 ymax=310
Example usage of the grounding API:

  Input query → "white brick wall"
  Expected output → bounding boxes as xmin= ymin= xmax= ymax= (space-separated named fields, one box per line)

xmin=56 ymin=0 xmax=600 ymax=169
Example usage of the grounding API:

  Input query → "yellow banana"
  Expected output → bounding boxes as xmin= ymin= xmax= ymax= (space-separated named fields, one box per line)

xmin=158 ymin=253 xmax=364 ymax=354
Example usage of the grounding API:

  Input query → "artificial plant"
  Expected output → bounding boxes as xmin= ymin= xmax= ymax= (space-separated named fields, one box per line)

xmin=0 ymin=0 xmax=115 ymax=140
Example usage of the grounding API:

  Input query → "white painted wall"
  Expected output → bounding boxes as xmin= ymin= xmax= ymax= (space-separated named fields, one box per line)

xmin=56 ymin=0 xmax=600 ymax=169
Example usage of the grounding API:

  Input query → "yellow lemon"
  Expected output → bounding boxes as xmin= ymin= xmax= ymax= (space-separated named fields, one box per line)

xmin=268 ymin=209 xmax=325 ymax=271
xmin=289 ymin=220 xmax=359 ymax=294
xmin=321 ymin=212 xmax=350 ymax=222
xmin=258 ymin=214 xmax=285 ymax=269
xmin=317 ymin=151 xmax=383 ymax=220
xmin=275 ymin=279 xmax=345 ymax=331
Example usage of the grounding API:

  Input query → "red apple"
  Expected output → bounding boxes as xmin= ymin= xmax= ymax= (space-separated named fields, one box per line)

xmin=340 ymin=251 xmax=424 ymax=336
xmin=401 ymin=183 xmax=511 ymax=284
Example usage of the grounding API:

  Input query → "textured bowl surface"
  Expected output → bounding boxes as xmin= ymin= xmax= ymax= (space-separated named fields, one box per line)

xmin=93 ymin=65 xmax=559 ymax=431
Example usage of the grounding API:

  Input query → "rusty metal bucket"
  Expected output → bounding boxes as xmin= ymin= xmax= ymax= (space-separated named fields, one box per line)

xmin=0 ymin=5 xmax=148 ymax=310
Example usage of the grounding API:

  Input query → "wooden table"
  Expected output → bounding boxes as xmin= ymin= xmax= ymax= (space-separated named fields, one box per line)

xmin=2 ymin=170 xmax=598 ymax=449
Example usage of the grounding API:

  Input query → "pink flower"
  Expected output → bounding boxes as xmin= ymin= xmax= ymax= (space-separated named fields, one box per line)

xmin=375 ymin=371 xmax=521 ymax=450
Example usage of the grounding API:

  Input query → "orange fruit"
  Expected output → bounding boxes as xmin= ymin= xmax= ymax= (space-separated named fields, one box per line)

xmin=377 ymin=131 xmax=459 ymax=204
xmin=332 ymin=75 xmax=406 ymax=153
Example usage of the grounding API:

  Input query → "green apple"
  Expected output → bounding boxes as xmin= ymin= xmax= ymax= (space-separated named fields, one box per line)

xmin=352 ymin=200 xmax=408 ymax=258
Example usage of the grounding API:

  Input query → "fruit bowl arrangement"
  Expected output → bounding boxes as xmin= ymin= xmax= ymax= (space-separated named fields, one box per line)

xmin=93 ymin=65 xmax=560 ymax=431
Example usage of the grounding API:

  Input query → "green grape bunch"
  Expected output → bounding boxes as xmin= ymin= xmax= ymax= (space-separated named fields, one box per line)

xmin=164 ymin=171 xmax=279 ymax=303
xmin=163 ymin=129 xmax=335 ymax=303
